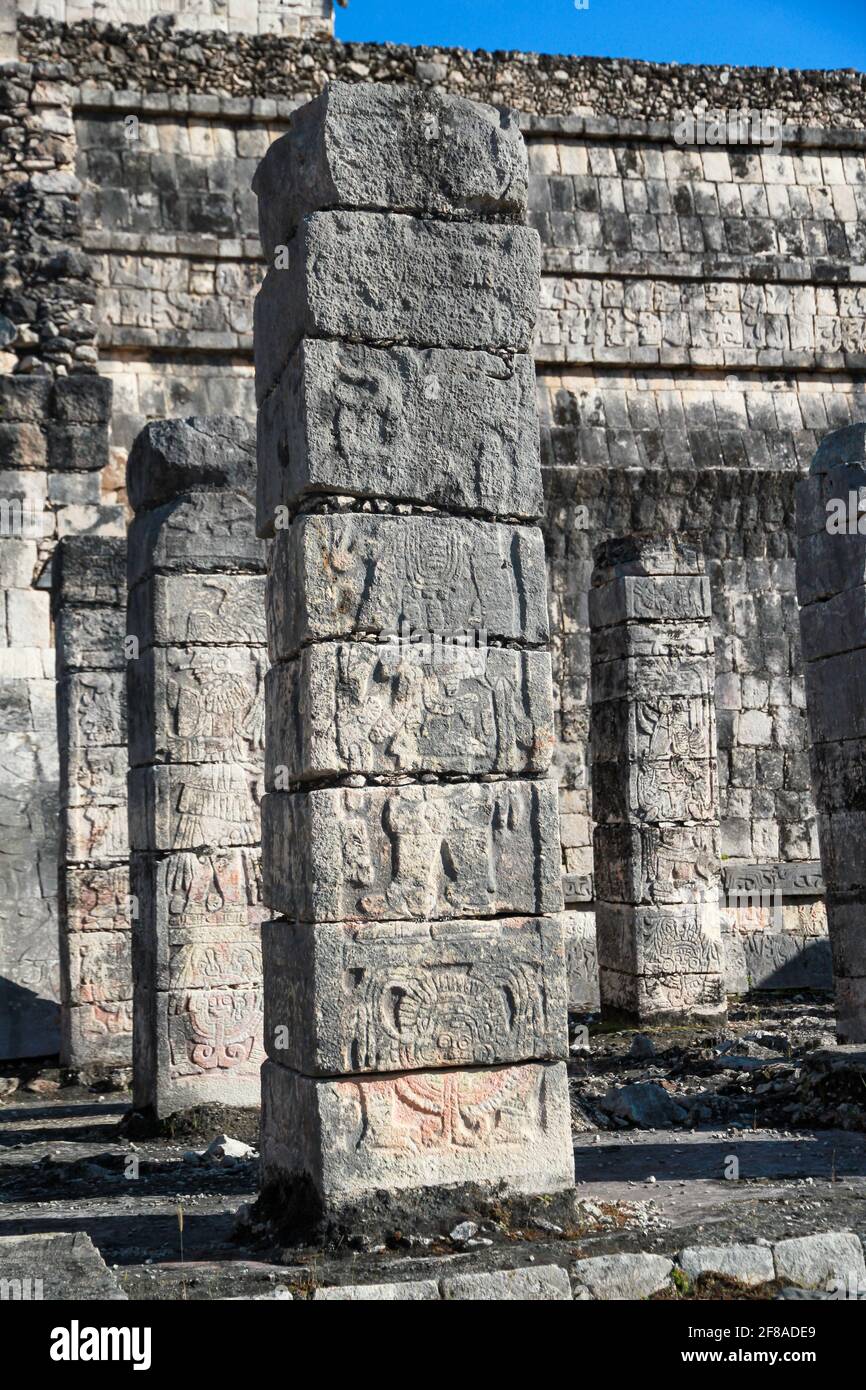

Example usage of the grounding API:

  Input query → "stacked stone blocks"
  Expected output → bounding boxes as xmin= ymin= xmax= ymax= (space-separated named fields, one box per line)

xmin=126 ymin=416 xmax=268 ymax=1118
xmin=254 ymin=83 xmax=573 ymax=1213
xmin=589 ymin=535 xmax=726 ymax=1023
xmin=54 ymin=534 xmax=131 ymax=1069
xmin=797 ymin=423 xmax=866 ymax=1042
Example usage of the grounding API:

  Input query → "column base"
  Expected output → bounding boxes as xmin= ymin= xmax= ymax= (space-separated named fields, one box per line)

xmin=599 ymin=966 xmax=728 ymax=1027
xmin=259 ymin=1058 xmax=574 ymax=1238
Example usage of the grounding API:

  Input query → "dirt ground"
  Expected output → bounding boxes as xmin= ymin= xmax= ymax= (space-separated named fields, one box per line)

xmin=1 ymin=991 xmax=864 ymax=1299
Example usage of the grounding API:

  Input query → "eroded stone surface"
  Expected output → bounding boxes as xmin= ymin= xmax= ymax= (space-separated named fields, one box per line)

xmin=264 ymin=643 xmax=554 ymax=783
xmin=262 ymin=779 xmax=563 ymax=923
xmin=590 ymin=536 xmax=724 ymax=1023
xmin=254 ymin=213 xmax=540 ymax=400
xmin=262 ymin=915 xmax=568 ymax=1075
xmin=256 ymin=340 xmax=542 ymax=533
xmin=267 ymin=512 xmax=550 ymax=659
xmin=253 ymin=81 xmax=528 ymax=260
xmin=260 ymin=1058 xmax=574 ymax=1200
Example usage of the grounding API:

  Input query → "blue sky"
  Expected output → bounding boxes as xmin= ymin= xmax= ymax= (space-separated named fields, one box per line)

xmin=336 ymin=0 xmax=866 ymax=72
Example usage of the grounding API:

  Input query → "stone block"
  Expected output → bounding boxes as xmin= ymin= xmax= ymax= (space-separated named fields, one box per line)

xmin=264 ymin=643 xmax=554 ymax=783
xmin=598 ymin=964 xmax=727 ymax=1022
xmin=591 ymin=758 xmax=718 ymax=824
xmin=127 ymin=573 xmax=267 ymax=649
xmin=592 ymin=534 xmax=705 ymax=580
xmin=772 ymin=1231 xmax=866 ymax=1291
xmin=678 ymin=1243 xmax=776 ymax=1288
xmin=61 ymin=744 xmax=127 ymax=810
xmin=810 ymin=736 xmax=866 ymax=813
xmin=57 ymin=672 xmax=126 ymax=748
xmin=267 ymin=512 xmax=550 ymax=660
xmin=256 ymin=340 xmax=542 ymax=534
xmin=799 ymin=583 xmax=866 ymax=662
xmin=63 ymin=1000 xmax=133 ymax=1068
xmin=805 ymin=650 xmax=866 ymax=743
xmin=45 ymin=423 xmax=109 ymax=473
xmin=313 ymin=1280 xmax=439 ymax=1301
xmin=260 ymin=1058 xmax=574 ymax=1200
xmin=65 ymin=799 xmax=128 ymax=865
xmin=56 ymin=607 xmax=125 ymax=673
xmin=0 ymin=375 xmax=51 ymax=423
xmin=64 ymin=865 xmax=131 ymax=933
xmin=0 ymin=421 xmax=47 ymax=470
xmin=590 ymin=653 xmax=715 ymax=704
xmin=262 ymin=915 xmax=568 ymax=1075
xmin=590 ymin=693 xmax=716 ymax=763
xmin=589 ymin=619 xmax=714 ymax=667
xmin=53 ymin=535 xmax=126 ymax=608
xmin=127 ymin=645 xmax=266 ymax=767
xmin=0 ymin=1232 xmax=127 ymax=1301
xmin=131 ymin=849 xmax=266 ymax=993
xmin=595 ymin=901 xmax=724 ymax=978
xmin=64 ymin=929 xmax=132 ymax=1005
xmin=561 ymin=909 xmax=599 ymax=1010
xmin=253 ymin=81 xmax=527 ymax=260
xmin=133 ymin=983 xmax=264 ymax=1116
xmin=440 ymin=1266 xmax=571 ymax=1300
xmin=128 ymin=763 xmax=262 ymax=853
xmin=826 ymin=900 xmax=866 ymax=978
xmin=815 ymin=813 xmax=866 ymax=895
xmin=52 ymin=375 xmax=113 ymax=425
xmin=796 ymin=530 xmax=866 ymax=607
xmin=254 ymin=214 xmax=540 ymax=400
xmin=593 ymin=823 xmax=721 ymax=906
xmin=571 ymin=1252 xmax=674 ymax=1301
xmin=126 ymin=415 xmax=256 ymax=513
xmin=127 ymin=491 xmax=266 ymax=588
xmin=588 ymin=575 xmax=712 ymax=629
xmin=262 ymin=779 xmax=563 ymax=922
xmin=836 ymin=978 xmax=866 ymax=1043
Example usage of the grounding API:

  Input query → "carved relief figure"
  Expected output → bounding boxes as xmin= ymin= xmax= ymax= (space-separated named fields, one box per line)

xmin=170 ymin=988 xmax=262 ymax=1073
xmin=167 ymin=650 xmax=264 ymax=763
xmin=356 ymin=1067 xmax=537 ymax=1154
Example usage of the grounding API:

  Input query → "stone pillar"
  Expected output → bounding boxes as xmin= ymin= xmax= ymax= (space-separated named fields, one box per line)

xmin=253 ymin=82 xmax=573 ymax=1227
xmin=126 ymin=416 xmax=268 ymax=1122
xmin=54 ymin=535 xmax=131 ymax=1072
xmin=797 ymin=423 xmax=866 ymax=1042
xmin=589 ymin=535 xmax=726 ymax=1025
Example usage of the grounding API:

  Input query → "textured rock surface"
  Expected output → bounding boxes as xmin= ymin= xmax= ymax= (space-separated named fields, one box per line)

xmin=0 ymin=1232 xmax=128 ymax=1301
xmin=260 ymin=1058 xmax=574 ymax=1200
xmin=797 ymin=428 xmax=866 ymax=1042
xmin=253 ymin=213 xmax=540 ymax=400
xmin=571 ymin=1252 xmax=674 ymax=1300
xmin=264 ymin=643 xmax=555 ymax=783
xmin=678 ymin=1243 xmax=775 ymax=1287
xmin=262 ymin=915 xmax=568 ymax=1074
xmin=54 ymin=535 xmax=131 ymax=1070
xmin=256 ymin=340 xmax=542 ymax=533
xmin=253 ymin=81 xmax=528 ymax=259
xmin=261 ymin=780 xmax=563 ymax=923
xmin=126 ymin=416 xmax=267 ymax=1118
xmin=590 ymin=536 xmax=725 ymax=1023
xmin=267 ymin=512 xmax=550 ymax=659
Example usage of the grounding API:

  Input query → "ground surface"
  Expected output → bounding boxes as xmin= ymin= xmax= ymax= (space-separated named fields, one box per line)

xmin=1 ymin=993 xmax=864 ymax=1299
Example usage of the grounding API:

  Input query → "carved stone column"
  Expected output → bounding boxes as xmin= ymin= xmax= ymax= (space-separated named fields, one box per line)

xmin=590 ymin=535 xmax=726 ymax=1025
xmin=126 ymin=417 xmax=268 ymax=1121
xmin=54 ymin=536 xmax=131 ymax=1072
xmin=797 ymin=423 xmax=866 ymax=1042
xmin=253 ymin=82 xmax=573 ymax=1226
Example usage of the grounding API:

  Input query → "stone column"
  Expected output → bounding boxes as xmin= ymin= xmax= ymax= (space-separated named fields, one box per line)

xmin=589 ymin=535 xmax=726 ymax=1025
xmin=253 ymin=82 xmax=573 ymax=1227
xmin=126 ymin=416 xmax=268 ymax=1122
xmin=797 ymin=423 xmax=866 ymax=1042
xmin=54 ymin=535 xmax=131 ymax=1072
